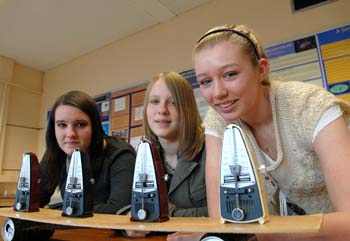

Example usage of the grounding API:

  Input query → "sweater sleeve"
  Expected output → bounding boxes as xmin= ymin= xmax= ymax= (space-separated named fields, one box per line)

xmin=275 ymin=81 xmax=350 ymax=147
xmin=203 ymin=107 xmax=227 ymax=138
xmin=93 ymin=147 xmax=136 ymax=214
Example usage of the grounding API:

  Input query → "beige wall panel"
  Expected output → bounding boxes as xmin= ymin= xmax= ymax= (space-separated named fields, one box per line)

xmin=12 ymin=64 xmax=43 ymax=91
xmin=0 ymin=57 xmax=14 ymax=81
xmin=3 ymin=126 xmax=38 ymax=170
xmin=0 ymin=82 xmax=3 ymax=103
xmin=7 ymin=88 xmax=42 ymax=128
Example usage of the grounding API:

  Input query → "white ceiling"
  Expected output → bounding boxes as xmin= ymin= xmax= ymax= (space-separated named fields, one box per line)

xmin=0 ymin=0 xmax=210 ymax=71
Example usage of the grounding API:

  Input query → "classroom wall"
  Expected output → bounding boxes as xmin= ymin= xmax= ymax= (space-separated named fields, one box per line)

xmin=0 ymin=56 xmax=43 ymax=195
xmin=37 ymin=0 xmax=350 ymax=158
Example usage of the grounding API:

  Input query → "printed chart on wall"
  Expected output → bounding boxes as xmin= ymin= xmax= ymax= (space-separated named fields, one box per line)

xmin=265 ymin=24 xmax=350 ymax=103
xmin=180 ymin=69 xmax=210 ymax=119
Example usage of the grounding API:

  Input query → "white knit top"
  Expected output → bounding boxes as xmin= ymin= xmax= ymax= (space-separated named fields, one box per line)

xmin=203 ymin=80 xmax=350 ymax=215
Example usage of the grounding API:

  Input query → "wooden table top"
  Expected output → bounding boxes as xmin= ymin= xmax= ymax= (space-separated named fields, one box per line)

xmin=0 ymin=207 xmax=323 ymax=234
xmin=0 ymin=216 xmax=167 ymax=241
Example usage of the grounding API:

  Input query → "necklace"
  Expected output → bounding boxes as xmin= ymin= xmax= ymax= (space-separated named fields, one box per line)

xmin=163 ymin=160 xmax=175 ymax=175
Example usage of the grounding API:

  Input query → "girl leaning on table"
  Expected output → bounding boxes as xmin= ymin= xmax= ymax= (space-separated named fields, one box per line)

xmin=40 ymin=90 xmax=136 ymax=214
xmin=192 ymin=24 xmax=350 ymax=241
xmin=124 ymin=71 xmax=207 ymax=241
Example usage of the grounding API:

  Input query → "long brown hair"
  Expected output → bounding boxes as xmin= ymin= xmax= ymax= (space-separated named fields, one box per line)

xmin=41 ymin=90 xmax=106 ymax=192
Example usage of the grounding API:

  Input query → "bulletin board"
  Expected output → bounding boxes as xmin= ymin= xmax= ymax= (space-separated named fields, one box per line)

xmin=110 ymin=82 xmax=148 ymax=149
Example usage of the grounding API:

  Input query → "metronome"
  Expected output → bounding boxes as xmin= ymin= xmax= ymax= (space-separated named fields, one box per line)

xmin=130 ymin=137 xmax=169 ymax=222
xmin=220 ymin=124 xmax=268 ymax=224
xmin=62 ymin=149 xmax=94 ymax=218
xmin=14 ymin=152 xmax=41 ymax=212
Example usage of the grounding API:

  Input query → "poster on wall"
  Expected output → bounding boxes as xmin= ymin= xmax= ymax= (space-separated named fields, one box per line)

xmin=265 ymin=24 xmax=350 ymax=103
xmin=318 ymin=25 xmax=350 ymax=101
xmin=180 ymin=69 xmax=209 ymax=119
xmin=94 ymin=92 xmax=111 ymax=135
xmin=265 ymin=35 xmax=323 ymax=87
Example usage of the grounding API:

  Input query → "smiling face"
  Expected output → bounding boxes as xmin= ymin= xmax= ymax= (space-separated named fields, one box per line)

xmin=146 ymin=78 xmax=180 ymax=142
xmin=54 ymin=104 xmax=92 ymax=157
xmin=194 ymin=40 xmax=267 ymax=122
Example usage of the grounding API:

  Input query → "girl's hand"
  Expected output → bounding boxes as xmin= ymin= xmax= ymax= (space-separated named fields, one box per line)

xmin=124 ymin=230 xmax=150 ymax=237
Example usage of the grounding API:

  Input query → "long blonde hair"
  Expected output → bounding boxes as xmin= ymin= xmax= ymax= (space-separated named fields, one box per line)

xmin=143 ymin=72 xmax=204 ymax=160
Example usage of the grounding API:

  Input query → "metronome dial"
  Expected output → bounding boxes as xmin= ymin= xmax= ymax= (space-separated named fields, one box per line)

xmin=15 ymin=202 xmax=24 ymax=211
xmin=232 ymin=208 xmax=245 ymax=221
xmin=137 ymin=209 xmax=147 ymax=220
xmin=65 ymin=206 xmax=74 ymax=216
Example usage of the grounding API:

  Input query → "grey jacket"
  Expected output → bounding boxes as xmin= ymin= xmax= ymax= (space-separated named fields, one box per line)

xmin=168 ymin=144 xmax=208 ymax=217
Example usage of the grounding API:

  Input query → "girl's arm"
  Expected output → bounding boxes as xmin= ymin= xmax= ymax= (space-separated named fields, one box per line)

xmin=205 ymin=134 xmax=222 ymax=218
xmin=258 ymin=116 xmax=350 ymax=241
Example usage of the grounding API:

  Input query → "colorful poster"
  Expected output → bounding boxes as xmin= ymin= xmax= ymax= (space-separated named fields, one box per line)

xmin=265 ymin=24 xmax=350 ymax=103
xmin=94 ymin=92 xmax=111 ymax=135
xmin=318 ymin=25 xmax=350 ymax=102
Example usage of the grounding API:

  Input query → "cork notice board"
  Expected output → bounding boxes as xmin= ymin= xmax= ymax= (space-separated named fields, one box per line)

xmin=110 ymin=83 xmax=148 ymax=149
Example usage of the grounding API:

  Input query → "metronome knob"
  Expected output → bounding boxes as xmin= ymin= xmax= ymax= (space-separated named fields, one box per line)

xmin=14 ymin=202 xmax=24 ymax=211
xmin=65 ymin=206 xmax=74 ymax=216
xmin=137 ymin=209 xmax=147 ymax=220
xmin=232 ymin=208 xmax=245 ymax=221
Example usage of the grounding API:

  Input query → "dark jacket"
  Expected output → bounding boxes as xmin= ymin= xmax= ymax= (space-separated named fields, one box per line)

xmin=40 ymin=136 xmax=136 ymax=214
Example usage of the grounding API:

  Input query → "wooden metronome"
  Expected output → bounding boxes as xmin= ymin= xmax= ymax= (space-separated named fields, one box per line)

xmin=3 ymin=153 xmax=54 ymax=241
xmin=220 ymin=124 xmax=269 ymax=224
xmin=130 ymin=137 xmax=169 ymax=222
xmin=13 ymin=152 xmax=41 ymax=212
xmin=62 ymin=148 xmax=94 ymax=218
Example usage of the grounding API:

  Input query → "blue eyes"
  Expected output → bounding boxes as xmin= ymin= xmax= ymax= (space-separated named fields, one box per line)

xmin=224 ymin=71 xmax=236 ymax=78
xmin=198 ymin=71 xmax=237 ymax=87
xmin=199 ymin=79 xmax=212 ymax=86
